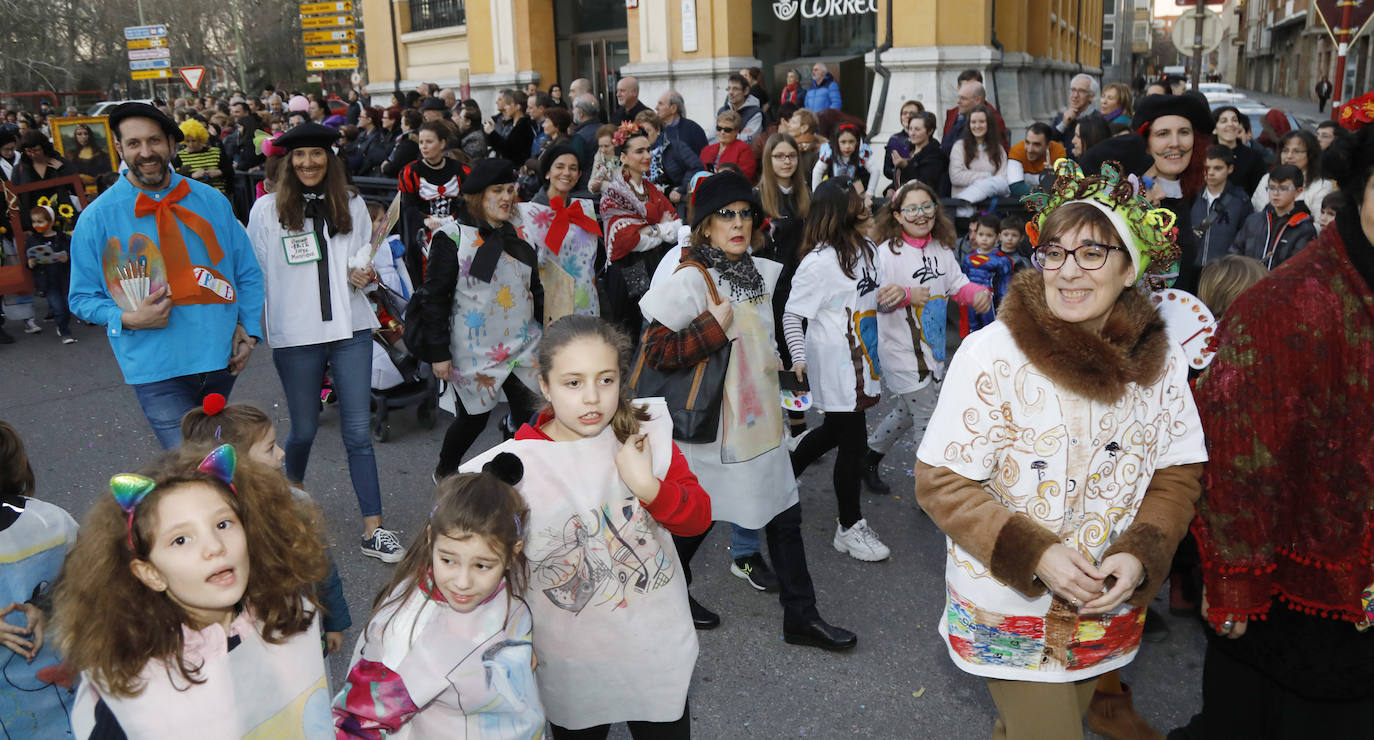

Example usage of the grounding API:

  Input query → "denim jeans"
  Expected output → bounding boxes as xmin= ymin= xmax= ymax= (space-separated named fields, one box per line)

xmin=273 ymin=330 xmax=383 ymax=519
xmin=131 ymin=369 xmax=238 ymax=449
xmin=730 ymin=524 xmax=762 ymax=558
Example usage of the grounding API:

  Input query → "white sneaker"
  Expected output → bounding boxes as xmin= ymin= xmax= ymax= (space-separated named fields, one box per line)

xmin=786 ymin=427 xmax=811 ymax=453
xmin=833 ymin=519 xmax=891 ymax=562
xmin=24 ymin=319 xmax=42 ymax=334
xmin=60 ymin=334 xmax=77 ymax=345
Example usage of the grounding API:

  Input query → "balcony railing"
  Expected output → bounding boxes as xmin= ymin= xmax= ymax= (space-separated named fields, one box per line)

xmin=409 ymin=0 xmax=465 ymax=32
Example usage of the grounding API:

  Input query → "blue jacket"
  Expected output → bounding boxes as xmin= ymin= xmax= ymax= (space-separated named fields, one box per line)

xmin=69 ymin=174 xmax=264 ymax=385
xmin=1190 ymin=184 xmax=1253 ymax=267
xmin=804 ymin=75 xmax=842 ymax=112
xmin=664 ymin=116 xmax=708 ymax=157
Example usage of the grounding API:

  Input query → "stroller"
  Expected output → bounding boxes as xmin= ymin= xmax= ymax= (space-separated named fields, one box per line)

xmin=365 ymin=234 xmax=439 ymax=442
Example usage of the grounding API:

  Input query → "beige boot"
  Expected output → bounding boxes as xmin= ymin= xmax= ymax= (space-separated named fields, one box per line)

xmin=1086 ymin=682 xmax=1165 ymax=740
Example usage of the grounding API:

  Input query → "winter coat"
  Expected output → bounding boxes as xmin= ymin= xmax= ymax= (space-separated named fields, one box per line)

xmin=1229 ymin=203 xmax=1317 ymax=270
xmin=804 ymin=75 xmax=842 ymax=113
xmin=1190 ymin=184 xmax=1254 ymax=266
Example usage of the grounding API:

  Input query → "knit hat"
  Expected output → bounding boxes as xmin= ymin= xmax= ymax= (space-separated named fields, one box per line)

xmin=288 ymin=95 xmax=310 ymax=113
xmin=273 ymin=122 xmax=338 ymax=151
xmin=689 ymin=170 xmax=762 ymax=229
xmin=539 ymin=143 xmax=579 ymax=181
xmin=461 ymin=158 xmax=516 ymax=194
xmin=109 ymin=102 xmax=183 ymax=143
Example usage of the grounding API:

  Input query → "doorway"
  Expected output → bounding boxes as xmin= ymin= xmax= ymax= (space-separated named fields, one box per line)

xmin=567 ymin=36 xmax=630 ymax=116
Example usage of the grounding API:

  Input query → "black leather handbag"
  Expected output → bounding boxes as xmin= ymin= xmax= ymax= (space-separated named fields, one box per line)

xmin=627 ymin=262 xmax=730 ymax=443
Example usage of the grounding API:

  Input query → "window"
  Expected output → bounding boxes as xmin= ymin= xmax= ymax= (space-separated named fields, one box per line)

xmin=409 ymin=0 xmax=465 ymax=32
xmin=1103 ymin=22 xmax=1115 ymax=42
xmin=1102 ymin=47 xmax=1115 ymax=66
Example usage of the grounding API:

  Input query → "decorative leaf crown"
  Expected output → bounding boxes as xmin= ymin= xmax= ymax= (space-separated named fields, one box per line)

xmin=1020 ymin=158 xmax=1181 ymax=282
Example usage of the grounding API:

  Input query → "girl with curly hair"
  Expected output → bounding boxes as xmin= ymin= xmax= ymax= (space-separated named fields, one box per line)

xmin=56 ymin=445 xmax=332 ymax=738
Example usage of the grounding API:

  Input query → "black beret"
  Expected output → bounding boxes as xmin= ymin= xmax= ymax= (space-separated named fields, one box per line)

xmin=274 ymin=122 xmax=339 ymax=151
xmin=1077 ymin=133 xmax=1152 ymax=177
xmin=109 ymin=102 xmax=182 ymax=143
xmin=420 ymin=97 xmax=448 ymax=111
xmin=690 ymin=170 xmax=762 ymax=229
xmin=1131 ymin=94 xmax=1213 ymax=137
xmin=539 ymin=143 xmax=580 ymax=181
xmin=461 ymin=158 xmax=517 ymax=194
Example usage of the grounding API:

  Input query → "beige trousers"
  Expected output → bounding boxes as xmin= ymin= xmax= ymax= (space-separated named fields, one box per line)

xmin=985 ymin=677 xmax=1098 ymax=740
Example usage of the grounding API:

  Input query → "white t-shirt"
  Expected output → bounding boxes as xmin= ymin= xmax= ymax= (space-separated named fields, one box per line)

xmin=874 ymin=237 xmax=970 ymax=395
xmin=785 ymin=244 xmax=881 ymax=411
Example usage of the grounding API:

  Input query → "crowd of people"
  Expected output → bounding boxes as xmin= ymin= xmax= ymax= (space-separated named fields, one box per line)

xmin=1 ymin=64 xmax=1372 ymax=740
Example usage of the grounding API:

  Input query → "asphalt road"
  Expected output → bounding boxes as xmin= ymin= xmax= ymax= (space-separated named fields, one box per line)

xmin=0 ymin=310 xmax=1209 ymax=739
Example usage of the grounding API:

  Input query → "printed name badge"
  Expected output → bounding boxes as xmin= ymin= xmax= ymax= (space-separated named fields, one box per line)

xmin=282 ymin=232 xmax=322 ymax=264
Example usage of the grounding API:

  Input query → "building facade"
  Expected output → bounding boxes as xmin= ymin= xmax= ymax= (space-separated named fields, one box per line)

xmin=361 ymin=0 xmax=1102 ymax=186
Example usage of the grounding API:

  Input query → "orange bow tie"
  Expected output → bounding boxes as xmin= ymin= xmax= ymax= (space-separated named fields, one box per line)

xmin=134 ymin=179 xmax=226 ymax=304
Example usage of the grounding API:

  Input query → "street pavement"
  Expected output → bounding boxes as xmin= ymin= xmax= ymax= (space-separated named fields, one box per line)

xmin=1 ymin=311 xmax=1210 ymax=739
xmin=1231 ymin=86 xmax=1332 ymax=131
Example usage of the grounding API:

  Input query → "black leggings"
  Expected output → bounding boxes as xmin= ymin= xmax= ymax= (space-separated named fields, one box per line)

xmin=549 ymin=703 xmax=690 ymax=740
xmin=435 ymin=374 xmax=540 ymax=476
xmin=789 ymin=410 xmax=867 ymax=528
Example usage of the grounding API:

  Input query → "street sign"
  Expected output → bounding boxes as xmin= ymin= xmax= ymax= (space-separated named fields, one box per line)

xmin=300 ymin=1 xmax=353 ymax=13
xmin=123 ymin=24 xmax=168 ymax=40
xmin=302 ymin=29 xmax=355 ymax=43
xmin=301 ymin=14 xmax=354 ymax=29
xmin=1171 ymin=7 xmax=1223 ymax=53
xmin=305 ymin=43 xmax=357 ymax=58
xmin=306 ymin=58 xmax=360 ymax=70
xmin=130 ymin=58 xmax=172 ymax=71
xmin=179 ymin=67 xmax=206 ymax=91
xmin=128 ymin=47 xmax=171 ymax=61
xmin=125 ymin=38 xmax=167 ymax=50
xmin=131 ymin=69 xmax=172 ymax=80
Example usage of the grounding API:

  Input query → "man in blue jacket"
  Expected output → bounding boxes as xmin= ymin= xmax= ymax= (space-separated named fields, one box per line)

xmin=804 ymin=62 xmax=842 ymax=113
xmin=69 ymin=103 xmax=264 ymax=449
xmin=655 ymin=89 xmax=707 ymax=157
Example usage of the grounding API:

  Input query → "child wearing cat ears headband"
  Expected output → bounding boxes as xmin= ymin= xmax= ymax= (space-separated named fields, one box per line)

xmin=55 ymin=445 xmax=334 ymax=739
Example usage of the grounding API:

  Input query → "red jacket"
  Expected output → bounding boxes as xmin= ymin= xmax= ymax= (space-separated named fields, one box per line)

xmin=700 ymin=139 xmax=757 ymax=181
xmin=515 ymin=412 xmax=713 ymax=537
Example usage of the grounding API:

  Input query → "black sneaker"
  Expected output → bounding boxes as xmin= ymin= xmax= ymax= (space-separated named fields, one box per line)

xmin=730 ymin=553 xmax=779 ymax=592
xmin=361 ymin=527 xmax=406 ymax=563
xmin=688 ymin=595 xmax=720 ymax=630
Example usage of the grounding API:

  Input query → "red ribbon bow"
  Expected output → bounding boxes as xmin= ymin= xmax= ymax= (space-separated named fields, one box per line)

xmin=133 ymin=179 xmax=227 ymax=305
xmin=544 ymin=196 xmax=602 ymax=255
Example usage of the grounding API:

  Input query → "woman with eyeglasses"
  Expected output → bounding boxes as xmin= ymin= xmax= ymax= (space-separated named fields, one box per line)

xmin=757 ymin=133 xmax=811 ymax=439
xmin=699 ymin=110 xmax=756 ymax=180
xmin=916 ymin=161 xmax=1206 ymax=739
xmin=1249 ymin=130 xmax=1332 ymax=226
xmin=640 ymin=170 xmax=857 ymax=651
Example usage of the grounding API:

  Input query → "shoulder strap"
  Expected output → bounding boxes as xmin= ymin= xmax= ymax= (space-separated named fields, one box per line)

xmin=673 ymin=259 xmax=722 ymax=304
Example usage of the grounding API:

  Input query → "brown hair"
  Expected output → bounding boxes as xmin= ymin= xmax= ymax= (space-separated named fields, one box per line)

xmin=633 ymin=110 xmax=664 ymax=131
xmin=180 ymin=402 xmax=275 ymax=453
xmin=758 ymin=133 xmax=810 ymax=221
xmin=1198 ymin=255 xmax=1268 ymax=316
xmin=595 ymin=124 xmax=618 ymax=142
xmin=536 ymin=314 xmax=649 ymax=443
xmin=960 ymin=104 xmax=1005 ymax=170
xmin=0 ymin=421 xmax=34 ymax=502
xmin=1104 ymin=82 xmax=1134 ymax=118
xmin=800 ymin=180 xmax=874 ymax=279
xmin=367 ymin=472 xmax=531 ymax=643
xmin=875 ymin=180 xmax=956 ymax=253
xmin=687 ymin=215 xmax=764 ymax=253
xmin=274 ymin=148 xmax=356 ymax=234
xmin=791 ymin=109 xmax=818 ymax=135
xmin=54 ymin=446 xmax=328 ymax=697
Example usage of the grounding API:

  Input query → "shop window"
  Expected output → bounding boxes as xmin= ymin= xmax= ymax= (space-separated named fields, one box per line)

xmin=410 ymin=0 xmax=466 ymax=32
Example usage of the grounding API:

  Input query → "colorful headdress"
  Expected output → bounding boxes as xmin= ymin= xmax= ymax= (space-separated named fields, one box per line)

xmin=110 ymin=444 xmax=238 ymax=550
xmin=611 ymin=121 xmax=645 ymax=149
xmin=1021 ymin=158 xmax=1181 ymax=285
xmin=1337 ymin=91 xmax=1374 ymax=132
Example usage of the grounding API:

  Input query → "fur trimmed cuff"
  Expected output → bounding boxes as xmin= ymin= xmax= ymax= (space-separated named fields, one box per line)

xmin=989 ymin=514 xmax=1059 ymax=597
xmin=1103 ymin=523 xmax=1171 ymax=608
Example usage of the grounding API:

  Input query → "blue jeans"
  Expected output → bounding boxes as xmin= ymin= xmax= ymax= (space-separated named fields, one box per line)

xmin=131 ymin=368 xmax=238 ymax=449
xmin=273 ymin=330 xmax=382 ymax=519
xmin=730 ymin=524 xmax=762 ymax=558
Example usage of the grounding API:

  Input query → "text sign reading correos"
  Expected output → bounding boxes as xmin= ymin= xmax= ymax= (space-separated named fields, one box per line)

xmin=772 ymin=0 xmax=878 ymax=21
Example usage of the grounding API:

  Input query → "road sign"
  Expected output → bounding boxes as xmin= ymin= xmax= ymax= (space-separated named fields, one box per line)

xmin=306 ymin=58 xmax=360 ymax=70
xmin=128 ymin=47 xmax=171 ymax=61
xmin=302 ymin=29 xmax=355 ymax=43
xmin=123 ymin=24 xmax=168 ymax=40
xmin=125 ymin=38 xmax=167 ymax=50
xmin=1171 ymin=7 xmax=1223 ymax=54
xmin=131 ymin=69 xmax=172 ymax=80
xmin=179 ymin=66 xmax=206 ymax=91
xmin=301 ymin=14 xmax=354 ymax=29
xmin=129 ymin=58 xmax=172 ymax=71
xmin=300 ymin=1 xmax=353 ymax=14
xmin=305 ymin=43 xmax=357 ymax=58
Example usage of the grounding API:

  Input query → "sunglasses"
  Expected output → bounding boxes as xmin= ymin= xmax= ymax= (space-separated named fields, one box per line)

xmin=715 ymin=208 xmax=755 ymax=222
xmin=716 ymin=125 xmax=736 ymax=133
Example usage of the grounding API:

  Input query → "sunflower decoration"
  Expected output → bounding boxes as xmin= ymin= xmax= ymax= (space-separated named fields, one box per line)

xmin=57 ymin=203 xmax=74 ymax=220
xmin=36 ymin=195 xmax=51 ymax=209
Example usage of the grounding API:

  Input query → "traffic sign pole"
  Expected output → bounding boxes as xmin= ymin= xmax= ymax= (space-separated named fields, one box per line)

xmin=1191 ymin=10 xmax=1204 ymax=88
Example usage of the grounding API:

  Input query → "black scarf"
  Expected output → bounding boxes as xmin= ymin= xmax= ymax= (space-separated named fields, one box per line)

xmin=472 ymin=221 xmax=544 ymax=321
xmin=696 ymin=245 xmax=765 ymax=301
xmin=302 ymin=187 xmax=337 ymax=321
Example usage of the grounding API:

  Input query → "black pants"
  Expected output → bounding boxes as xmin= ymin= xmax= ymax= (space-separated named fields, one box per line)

xmin=789 ymin=410 xmax=867 ymax=527
xmin=673 ymin=502 xmax=821 ymax=626
xmin=435 ymin=374 xmax=540 ymax=476
xmin=550 ymin=703 xmax=689 ymax=740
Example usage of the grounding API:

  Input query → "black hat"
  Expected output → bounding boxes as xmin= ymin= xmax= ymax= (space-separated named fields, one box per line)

xmin=109 ymin=102 xmax=182 ymax=143
xmin=461 ymin=158 xmax=517 ymax=194
xmin=1077 ymin=133 xmax=1152 ymax=177
xmin=1131 ymin=94 xmax=1213 ymax=137
xmin=690 ymin=171 xmax=763 ymax=229
xmin=274 ymin=122 xmax=340 ymax=151
xmin=420 ymin=97 xmax=448 ymax=111
xmin=539 ymin=143 xmax=580 ymax=181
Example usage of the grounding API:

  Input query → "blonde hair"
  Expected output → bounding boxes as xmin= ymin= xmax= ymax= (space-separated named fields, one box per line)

xmin=716 ymin=110 xmax=742 ymax=130
xmin=178 ymin=118 xmax=209 ymax=143
xmin=1198 ymin=255 xmax=1268 ymax=316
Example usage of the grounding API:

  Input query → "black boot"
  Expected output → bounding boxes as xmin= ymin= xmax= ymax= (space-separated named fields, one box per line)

xmin=860 ymin=449 xmax=890 ymax=494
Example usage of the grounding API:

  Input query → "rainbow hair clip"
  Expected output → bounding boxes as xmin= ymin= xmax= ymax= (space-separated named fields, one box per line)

xmin=110 ymin=444 xmax=239 ymax=550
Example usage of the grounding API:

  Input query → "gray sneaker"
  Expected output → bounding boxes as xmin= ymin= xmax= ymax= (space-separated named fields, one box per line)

xmin=361 ymin=527 xmax=406 ymax=563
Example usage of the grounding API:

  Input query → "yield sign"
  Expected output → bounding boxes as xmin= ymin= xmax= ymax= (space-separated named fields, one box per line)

xmin=179 ymin=66 xmax=206 ymax=91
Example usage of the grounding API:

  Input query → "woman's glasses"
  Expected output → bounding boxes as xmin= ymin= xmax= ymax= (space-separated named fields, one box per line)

xmin=716 ymin=125 xmax=736 ymax=133
xmin=1032 ymin=242 xmax=1125 ymax=270
xmin=715 ymin=208 xmax=755 ymax=222
xmin=770 ymin=152 xmax=798 ymax=161
xmin=901 ymin=203 xmax=937 ymax=218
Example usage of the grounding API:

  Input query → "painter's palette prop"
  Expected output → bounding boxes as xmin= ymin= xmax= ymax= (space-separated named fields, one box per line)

xmin=780 ymin=371 xmax=812 ymax=411
xmin=1149 ymin=289 xmax=1218 ymax=370
xmin=102 ymin=234 xmax=167 ymax=311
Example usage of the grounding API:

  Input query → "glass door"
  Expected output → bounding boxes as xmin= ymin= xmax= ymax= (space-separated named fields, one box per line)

xmin=568 ymin=37 xmax=629 ymax=117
